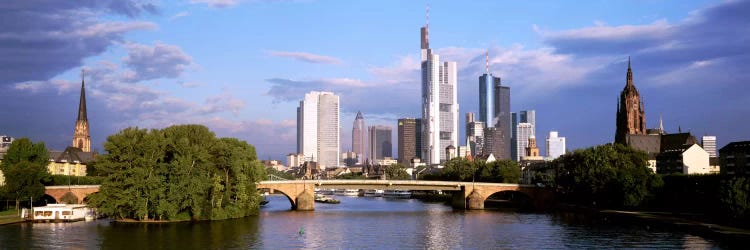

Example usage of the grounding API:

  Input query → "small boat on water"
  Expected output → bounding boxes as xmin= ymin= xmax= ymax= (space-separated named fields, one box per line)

xmin=314 ymin=194 xmax=340 ymax=204
xmin=334 ymin=189 xmax=359 ymax=196
xmin=31 ymin=204 xmax=94 ymax=222
xmin=316 ymin=188 xmax=335 ymax=195
xmin=383 ymin=190 xmax=412 ymax=199
xmin=363 ymin=189 xmax=384 ymax=197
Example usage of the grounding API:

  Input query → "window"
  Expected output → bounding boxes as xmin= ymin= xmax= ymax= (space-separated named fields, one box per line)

xmin=62 ymin=211 xmax=72 ymax=215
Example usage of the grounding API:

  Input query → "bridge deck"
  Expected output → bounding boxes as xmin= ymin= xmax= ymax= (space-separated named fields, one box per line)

xmin=257 ymin=180 xmax=534 ymax=191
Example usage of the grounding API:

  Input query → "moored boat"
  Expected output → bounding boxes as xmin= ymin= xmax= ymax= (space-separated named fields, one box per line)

xmin=363 ymin=189 xmax=384 ymax=197
xmin=314 ymin=194 xmax=340 ymax=204
xmin=383 ymin=190 xmax=412 ymax=199
xmin=31 ymin=204 xmax=93 ymax=222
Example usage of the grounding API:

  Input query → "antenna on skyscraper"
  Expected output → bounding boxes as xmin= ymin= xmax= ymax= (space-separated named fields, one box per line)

xmin=485 ymin=50 xmax=489 ymax=74
xmin=426 ymin=4 xmax=429 ymax=28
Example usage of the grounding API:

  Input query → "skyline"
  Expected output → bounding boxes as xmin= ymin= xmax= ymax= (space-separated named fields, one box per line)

xmin=0 ymin=0 xmax=748 ymax=161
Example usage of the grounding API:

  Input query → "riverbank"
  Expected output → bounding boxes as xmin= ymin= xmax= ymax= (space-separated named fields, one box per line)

xmin=556 ymin=204 xmax=750 ymax=242
xmin=0 ymin=210 xmax=25 ymax=225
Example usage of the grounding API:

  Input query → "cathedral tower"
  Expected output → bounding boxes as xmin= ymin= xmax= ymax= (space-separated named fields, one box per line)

xmin=615 ymin=57 xmax=646 ymax=144
xmin=73 ymin=69 xmax=91 ymax=152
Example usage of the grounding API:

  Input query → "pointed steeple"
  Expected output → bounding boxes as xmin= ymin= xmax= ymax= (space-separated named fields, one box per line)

xmin=626 ymin=56 xmax=633 ymax=87
xmin=355 ymin=111 xmax=363 ymax=120
xmin=659 ymin=114 xmax=664 ymax=132
xmin=77 ymin=69 xmax=88 ymax=122
xmin=72 ymin=68 xmax=91 ymax=152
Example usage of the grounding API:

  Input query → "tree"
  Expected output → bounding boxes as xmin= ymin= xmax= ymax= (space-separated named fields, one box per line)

xmin=0 ymin=138 xmax=50 ymax=209
xmin=720 ymin=177 xmax=750 ymax=220
xmin=439 ymin=158 xmax=477 ymax=181
xmin=87 ymin=125 xmax=266 ymax=221
xmin=477 ymin=160 xmax=521 ymax=183
xmin=554 ymin=143 xmax=661 ymax=208
xmin=384 ymin=164 xmax=410 ymax=180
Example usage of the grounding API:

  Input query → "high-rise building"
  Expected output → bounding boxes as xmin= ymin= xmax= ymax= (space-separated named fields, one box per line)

xmin=511 ymin=112 xmax=518 ymax=161
xmin=615 ymin=57 xmax=646 ymax=144
xmin=701 ymin=136 xmax=717 ymax=158
xmin=297 ymin=91 xmax=340 ymax=168
xmin=369 ymin=125 xmax=393 ymax=161
xmin=420 ymin=13 xmax=458 ymax=165
xmin=352 ymin=111 xmax=367 ymax=164
xmin=479 ymin=71 xmax=501 ymax=126
xmin=73 ymin=70 xmax=91 ymax=152
xmin=516 ymin=123 xmax=533 ymax=161
xmin=546 ymin=131 xmax=566 ymax=160
xmin=514 ymin=111 xmax=536 ymax=161
xmin=398 ymin=118 xmax=422 ymax=164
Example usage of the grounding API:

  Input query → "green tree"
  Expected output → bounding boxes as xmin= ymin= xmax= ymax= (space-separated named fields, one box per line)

xmin=477 ymin=160 xmax=521 ymax=183
xmin=384 ymin=164 xmax=410 ymax=180
xmin=439 ymin=158 xmax=477 ymax=181
xmin=87 ymin=125 xmax=266 ymax=221
xmin=0 ymin=138 xmax=50 ymax=209
xmin=719 ymin=177 xmax=750 ymax=220
xmin=554 ymin=143 xmax=660 ymax=208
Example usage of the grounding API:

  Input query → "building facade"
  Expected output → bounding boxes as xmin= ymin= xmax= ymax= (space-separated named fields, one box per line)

xmin=615 ymin=58 xmax=646 ymax=144
xmin=352 ymin=111 xmax=367 ymax=164
xmin=516 ymin=122 xmax=534 ymax=161
xmin=546 ymin=131 xmax=566 ymax=160
xmin=297 ymin=91 xmax=340 ymax=168
xmin=720 ymin=141 xmax=750 ymax=175
xmin=656 ymin=144 xmax=710 ymax=174
xmin=398 ymin=118 xmax=422 ymax=165
xmin=420 ymin=17 xmax=459 ymax=165
xmin=369 ymin=125 xmax=393 ymax=162
xmin=701 ymin=136 xmax=717 ymax=158
xmin=47 ymin=147 xmax=93 ymax=176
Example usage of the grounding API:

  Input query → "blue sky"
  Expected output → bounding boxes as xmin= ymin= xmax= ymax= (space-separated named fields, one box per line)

xmin=1 ymin=0 xmax=748 ymax=162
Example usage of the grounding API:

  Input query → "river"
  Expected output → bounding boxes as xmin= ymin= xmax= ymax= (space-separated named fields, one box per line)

xmin=0 ymin=195 xmax=735 ymax=249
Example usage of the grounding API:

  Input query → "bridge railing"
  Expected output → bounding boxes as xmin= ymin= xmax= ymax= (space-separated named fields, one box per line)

xmin=266 ymin=174 xmax=290 ymax=181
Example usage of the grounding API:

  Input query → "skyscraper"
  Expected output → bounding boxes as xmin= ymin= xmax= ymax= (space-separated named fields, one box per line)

xmin=515 ymin=110 xmax=536 ymax=161
xmin=702 ymin=136 xmax=717 ymax=158
xmin=511 ymin=112 xmax=518 ymax=161
xmin=546 ymin=131 xmax=566 ymax=160
xmin=615 ymin=57 xmax=646 ymax=144
xmin=352 ymin=111 xmax=367 ymax=164
xmin=73 ymin=69 xmax=91 ymax=152
xmin=516 ymin=123 xmax=533 ymax=161
xmin=369 ymin=125 xmax=393 ymax=161
xmin=297 ymin=91 xmax=340 ymax=168
xmin=466 ymin=112 xmax=484 ymax=156
xmin=479 ymin=70 xmax=501 ymax=126
xmin=420 ymin=12 xmax=458 ymax=165
xmin=398 ymin=118 xmax=422 ymax=165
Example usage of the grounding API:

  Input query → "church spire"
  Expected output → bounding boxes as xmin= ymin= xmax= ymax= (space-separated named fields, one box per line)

xmin=77 ymin=69 xmax=88 ymax=122
xmin=73 ymin=68 xmax=91 ymax=152
xmin=626 ymin=56 xmax=633 ymax=87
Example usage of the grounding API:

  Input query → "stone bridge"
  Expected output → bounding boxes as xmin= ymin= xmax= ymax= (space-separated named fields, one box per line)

xmin=256 ymin=180 xmax=554 ymax=211
xmin=44 ymin=185 xmax=100 ymax=204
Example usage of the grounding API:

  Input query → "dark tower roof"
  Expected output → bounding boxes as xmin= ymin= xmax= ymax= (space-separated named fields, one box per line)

xmin=77 ymin=70 xmax=88 ymax=122
xmin=355 ymin=111 xmax=363 ymax=120
xmin=622 ymin=56 xmax=639 ymax=96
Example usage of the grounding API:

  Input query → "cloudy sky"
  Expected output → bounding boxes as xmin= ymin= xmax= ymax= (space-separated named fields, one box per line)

xmin=1 ymin=0 xmax=748 ymax=162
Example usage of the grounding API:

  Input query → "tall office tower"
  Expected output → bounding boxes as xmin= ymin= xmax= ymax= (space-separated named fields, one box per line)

xmin=615 ymin=57 xmax=646 ymax=144
xmin=520 ymin=110 xmax=536 ymax=132
xmin=479 ymin=70 xmax=502 ymax=126
xmin=466 ymin=112 xmax=485 ymax=156
xmin=369 ymin=125 xmax=393 ymax=161
xmin=493 ymin=76 xmax=511 ymax=160
xmin=546 ymin=131 xmax=566 ymax=160
xmin=420 ymin=12 xmax=459 ymax=165
xmin=515 ymin=110 xmax=536 ymax=161
xmin=516 ymin=123 xmax=533 ymax=161
xmin=702 ymin=136 xmax=717 ymax=158
xmin=352 ymin=111 xmax=367 ymax=164
xmin=297 ymin=91 xmax=340 ymax=168
xmin=73 ymin=70 xmax=91 ymax=152
xmin=398 ymin=118 xmax=422 ymax=164
xmin=511 ymin=112 xmax=518 ymax=161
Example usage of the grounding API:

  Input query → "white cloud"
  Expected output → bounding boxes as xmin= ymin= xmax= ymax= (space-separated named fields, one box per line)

xmin=268 ymin=50 xmax=343 ymax=65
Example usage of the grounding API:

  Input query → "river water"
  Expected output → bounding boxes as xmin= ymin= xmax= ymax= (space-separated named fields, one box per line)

xmin=0 ymin=195 xmax=734 ymax=249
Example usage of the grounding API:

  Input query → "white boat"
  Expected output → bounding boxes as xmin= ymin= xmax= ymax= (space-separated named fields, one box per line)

xmin=32 ymin=204 xmax=93 ymax=222
xmin=363 ymin=189 xmax=384 ymax=197
xmin=342 ymin=189 xmax=359 ymax=196
xmin=383 ymin=190 xmax=412 ymax=199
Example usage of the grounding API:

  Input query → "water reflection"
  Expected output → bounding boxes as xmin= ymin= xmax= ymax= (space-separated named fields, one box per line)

xmin=0 ymin=195 xmax=729 ymax=249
